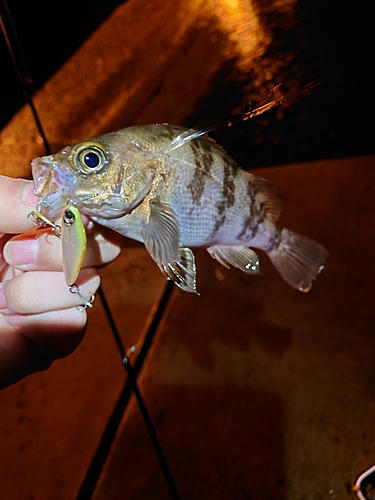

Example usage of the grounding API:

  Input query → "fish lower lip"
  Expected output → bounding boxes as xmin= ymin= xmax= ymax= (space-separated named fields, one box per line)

xmin=31 ymin=158 xmax=51 ymax=194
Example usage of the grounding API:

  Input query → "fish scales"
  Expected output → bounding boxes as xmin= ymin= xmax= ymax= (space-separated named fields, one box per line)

xmin=31 ymin=124 xmax=328 ymax=293
xmin=138 ymin=126 xmax=260 ymax=247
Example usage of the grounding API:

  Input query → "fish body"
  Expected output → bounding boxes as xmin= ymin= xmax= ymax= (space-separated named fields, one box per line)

xmin=32 ymin=124 xmax=328 ymax=293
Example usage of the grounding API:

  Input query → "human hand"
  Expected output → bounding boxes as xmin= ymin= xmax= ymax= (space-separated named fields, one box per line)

xmin=0 ymin=175 xmax=121 ymax=389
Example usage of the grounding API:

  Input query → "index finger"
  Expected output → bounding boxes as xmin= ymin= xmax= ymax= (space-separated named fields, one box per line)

xmin=0 ymin=175 xmax=39 ymax=234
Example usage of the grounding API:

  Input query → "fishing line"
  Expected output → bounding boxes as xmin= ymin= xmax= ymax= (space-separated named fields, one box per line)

xmin=0 ymin=3 xmax=181 ymax=499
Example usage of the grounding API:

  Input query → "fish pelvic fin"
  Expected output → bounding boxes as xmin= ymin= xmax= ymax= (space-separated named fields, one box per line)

xmin=207 ymin=245 xmax=261 ymax=274
xmin=142 ymin=199 xmax=180 ymax=265
xmin=267 ymin=228 xmax=328 ymax=292
xmin=159 ymin=247 xmax=198 ymax=294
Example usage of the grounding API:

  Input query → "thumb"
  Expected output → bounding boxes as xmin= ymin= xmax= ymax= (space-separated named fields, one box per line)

xmin=0 ymin=176 xmax=39 ymax=234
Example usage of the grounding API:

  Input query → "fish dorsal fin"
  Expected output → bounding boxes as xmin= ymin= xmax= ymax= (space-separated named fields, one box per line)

xmin=169 ymin=127 xmax=215 ymax=151
xmin=161 ymin=247 xmax=198 ymax=294
xmin=207 ymin=245 xmax=261 ymax=274
xmin=169 ymin=127 xmax=228 ymax=156
xmin=243 ymin=171 xmax=284 ymax=224
xmin=142 ymin=199 xmax=180 ymax=265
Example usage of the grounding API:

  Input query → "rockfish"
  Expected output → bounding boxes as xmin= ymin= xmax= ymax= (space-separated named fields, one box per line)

xmin=31 ymin=124 xmax=328 ymax=293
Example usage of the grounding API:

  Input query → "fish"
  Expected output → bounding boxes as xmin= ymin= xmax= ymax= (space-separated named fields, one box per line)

xmin=31 ymin=124 xmax=328 ymax=293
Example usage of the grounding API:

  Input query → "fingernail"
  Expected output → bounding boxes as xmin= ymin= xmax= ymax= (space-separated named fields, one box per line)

xmin=4 ymin=237 xmax=39 ymax=265
xmin=0 ymin=286 xmax=7 ymax=310
xmin=21 ymin=182 xmax=39 ymax=206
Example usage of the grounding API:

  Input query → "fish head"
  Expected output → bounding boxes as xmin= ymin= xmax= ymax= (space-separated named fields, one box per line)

xmin=31 ymin=131 xmax=156 ymax=222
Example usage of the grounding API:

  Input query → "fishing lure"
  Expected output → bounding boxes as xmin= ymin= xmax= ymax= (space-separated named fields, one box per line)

xmin=28 ymin=204 xmax=94 ymax=310
xmin=61 ymin=205 xmax=87 ymax=286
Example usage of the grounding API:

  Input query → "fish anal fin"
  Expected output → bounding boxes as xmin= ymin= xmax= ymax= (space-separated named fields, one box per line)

xmin=267 ymin=228 xmax=329 ymax=292
xmin=142 ymin=199 xmax=180 ymax=266
xmin=159 ymin=247 xmax=198 ymax=294
xmin=243 ymin=172 xmax=283 ymax=224
xmin=207 ymin=245 xmax=261 ymax=274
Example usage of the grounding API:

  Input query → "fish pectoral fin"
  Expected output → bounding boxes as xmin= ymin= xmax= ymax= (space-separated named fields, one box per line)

xmin=207 ymin=245 xmax=261 ymax=274
xmin=142 ymin=199 xmax=180 ymax=266
xmin=142 ymin=201 xmax=198 ymax=293
xmin=159 ymin=247 xmax=198 ymax=294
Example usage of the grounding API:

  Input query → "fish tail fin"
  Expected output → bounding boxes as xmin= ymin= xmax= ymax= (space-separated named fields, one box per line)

xmin=267 ymin=228 xmax=328 ymax=292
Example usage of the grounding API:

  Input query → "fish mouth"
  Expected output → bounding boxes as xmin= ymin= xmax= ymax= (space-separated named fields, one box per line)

xmin=31 ymin=156 xmax=76 ymax=221
xmin=32 ymin=157 xmax=50 ymax=193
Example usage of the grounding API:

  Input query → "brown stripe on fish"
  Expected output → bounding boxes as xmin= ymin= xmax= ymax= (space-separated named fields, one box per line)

xmin=210 ymin=157 xmax=236 ymax=237
xmin=187 ymin=142 xmax=214 ymax=206
xmin=222 ymin=157 xmax=235 ymax=207
xmin=211 ymin=203 xmax=226 ymax=236
xmin=236 ymin=180 xmax=262 ymax=241
xmin=237 ymin=214 xmax=257 ymax=241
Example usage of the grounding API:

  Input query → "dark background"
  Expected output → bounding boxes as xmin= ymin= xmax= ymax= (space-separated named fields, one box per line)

xmin=1 ymin=0 xmax=374 ymax=168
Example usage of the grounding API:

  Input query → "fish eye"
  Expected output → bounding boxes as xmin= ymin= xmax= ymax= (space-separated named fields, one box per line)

xmin=71 ymin=142 xmax=107 ymax=174
xmin=83 ymin=151 xmax=101 ymax=168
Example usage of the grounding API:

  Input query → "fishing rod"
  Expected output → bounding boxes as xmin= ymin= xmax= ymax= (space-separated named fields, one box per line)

xmin=77 ymin=282 xmax=179 ymax=500
xmin=0 ymin=0 xmax=51 ymax=154
xmin=0 ymin=2 xmax=181 ymax=499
